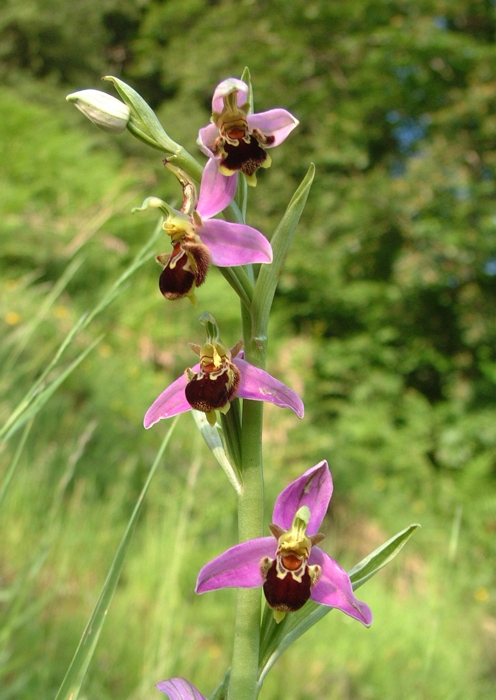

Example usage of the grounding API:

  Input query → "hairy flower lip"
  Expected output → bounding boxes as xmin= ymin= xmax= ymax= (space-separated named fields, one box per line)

xmin=195 ymin=461 xmax=373 ymax=627
xmin=184 ymin=360 xmax=241 ymax=412
xmin=198 ymin=108 xmax=299 ymax=157
xmin=143 ymin=353 xmax=304 ymax=428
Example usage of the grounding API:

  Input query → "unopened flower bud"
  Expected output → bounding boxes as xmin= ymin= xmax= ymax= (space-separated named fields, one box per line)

xmin=66 ymin=89 xmax=130 ymax=134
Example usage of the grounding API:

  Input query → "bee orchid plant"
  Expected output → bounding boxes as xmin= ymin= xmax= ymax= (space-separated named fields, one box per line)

xmin=66 ymin=71 xmax=418 ymax=700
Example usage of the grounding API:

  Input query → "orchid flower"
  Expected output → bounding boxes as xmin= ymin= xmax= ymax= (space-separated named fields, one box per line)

xmin=135 ymin=162 xmax=272 ymax=303
xmin=156 ymin=678 xmax=206 ymax=700
xmin=144 ymin=314 xmax=304 ymax=428
xmin=196 ymin=461 xmax=372 ymax=626
xmin=198 ymin=78 xmax=299 ymax=190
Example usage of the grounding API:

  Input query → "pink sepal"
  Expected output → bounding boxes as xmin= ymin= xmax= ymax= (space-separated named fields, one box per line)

xmin=156 ymin=678 xmax=207 ymax=700
xmin=200 ymin=220 xmax=272 ymax=266
xmin=310 ymin=548 xmax=373 ymax=627
xmin=236 ymin=358 xmax=304 ymax=418
xmin=196 ymin=537 xmax=274 ymax=593
xmin=248 ymin=108 xmax=299 ymax=147
xmin=272 ymin=461 xmax=332 ymax=535
xmin=196 ymin=158 xmax=237 ymax=218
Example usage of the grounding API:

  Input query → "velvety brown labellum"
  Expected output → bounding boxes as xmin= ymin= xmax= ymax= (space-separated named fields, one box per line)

xmin=184 ymin=363 xmax=241 ymax=412
xmin=182 ymin=241 xmax=211 ymax=286
xmin=159 ymin=247 xmax=195 ymax=300
xmin=220 ymin=135 xmax=269 ymax=176
xmin=158 ymin=241 xmax=211 ymax=300
xmin=262 ymin=558 xmax=312 ymax=612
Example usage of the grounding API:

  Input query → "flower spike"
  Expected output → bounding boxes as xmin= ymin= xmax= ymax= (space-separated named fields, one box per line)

xmin=198 ymin=77 xmax=299 ymax=193
xmin=196 ymin=461 xmax=372 ymax=626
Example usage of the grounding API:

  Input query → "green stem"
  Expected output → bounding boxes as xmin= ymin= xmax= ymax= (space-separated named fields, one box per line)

xmin=166 ymin=150 xmax=203 ymax=182
xmin=229 ymin=399 xmax=264 ymax=700
xmin=219 ymin=267 xmax=254 ymax=310
xmin=228 ymin=299 xmax=267 ymax=700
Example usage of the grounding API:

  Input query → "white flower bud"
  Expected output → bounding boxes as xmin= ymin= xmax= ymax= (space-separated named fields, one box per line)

xmin=66 ymin=89 xmax=130 ymax=134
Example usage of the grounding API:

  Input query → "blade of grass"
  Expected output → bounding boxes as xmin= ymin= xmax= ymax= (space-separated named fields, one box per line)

xmin=0 ymin=335 xmax=103 ymax=445
xmin=137 ymin=438 xmax=202 ymax=692
xmin=0 ymin=222 xmax=163 ymax=445
xmin=251 ymin=164 xmax=314 ymax=341
xmin=54 ymin=416 xmax=179 ymax=700
xmin=0 ymin=421 xmax=100 ymax=665
xmin=1 ymin=257 xmax=84 ymax=375
xmin=0 ymin=419 xmax=33 ymax=508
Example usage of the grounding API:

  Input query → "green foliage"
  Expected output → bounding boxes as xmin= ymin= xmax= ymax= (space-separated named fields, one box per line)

xmin=0 ymin=0 xmax=141 ymax=85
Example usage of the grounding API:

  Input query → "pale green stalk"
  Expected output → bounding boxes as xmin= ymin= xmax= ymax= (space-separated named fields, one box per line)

xmin=228 ymin=396 xmax=265 ymax=700
xmin=226 ymin=167 xmax=317 ymax=700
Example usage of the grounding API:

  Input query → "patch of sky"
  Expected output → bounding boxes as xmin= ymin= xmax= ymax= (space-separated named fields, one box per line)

xmin=392 ymin=115 xmax=429 ymax=153
xmin=389 ymin=159 xmax=406 ymax=178
xmin=446 ymin=275 xmax=460 ymax=288
xmin=484 ymin=259 xmax=496 ymax=276
xmin=433 ymin=16 xmax=447 ymax=30
xmin=386 ymin=110 xmax=401 ymax=124
xmin=394 ymin=65 xmax=418 ymax=82
xmin=454 ymin=186 xmax=470 ymax=201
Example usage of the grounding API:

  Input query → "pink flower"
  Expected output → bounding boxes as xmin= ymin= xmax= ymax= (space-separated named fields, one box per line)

xmin=144 ymin=340 xmax=304 ymax=429
xmin=197 ymin=78 xmax=299 ymax=191
xmin=156 ymin=678 xmax=205 ymax=700
xmin=196 ymin=461 xmax=372 ymax=626
xmin=144 ymin=162 xmax=272 ymax=303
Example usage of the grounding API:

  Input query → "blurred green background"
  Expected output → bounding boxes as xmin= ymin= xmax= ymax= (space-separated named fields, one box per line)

xmin=1 ymin=1 xmax=496 ymax=698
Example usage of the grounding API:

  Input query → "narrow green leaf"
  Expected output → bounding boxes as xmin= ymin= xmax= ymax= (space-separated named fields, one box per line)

xmin=2 ymin=256 xmax=83 ymax=376
xmin=252 ymin=164 xmax=315 ymax=340
xmin=0 ymin=336 xmax=102 ymax=445
xmin=54 ymin=418 xmax=178 ymax=700
xmin=209 ymin=668 xmax=230 ymax=700
xmin=348 ymin=522 xmax=421 ymax=588
xmin=0 ymin=420 xmax=33 ymax=508
xmin=219 ymin=399 xmax=242 ymax=470
xmin=218 ymin=266 xmax=253 ymax=309
xmin=192 ymin=411 xmax=242 ymax=494
xmin=257 ymin=523 xmax=420 ymax=685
